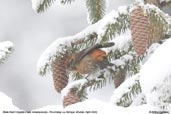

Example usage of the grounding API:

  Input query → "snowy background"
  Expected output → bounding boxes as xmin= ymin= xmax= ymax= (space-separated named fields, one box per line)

xmin=0 ymin=0 xmax=136 ymax=110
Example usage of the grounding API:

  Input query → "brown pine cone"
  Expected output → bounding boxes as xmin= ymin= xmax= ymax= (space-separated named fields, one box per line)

xmin=114 ymin=69 xmax=126 ymax=88
xmin=52 ymin=56 xmax=68 ymax=93
xmin=130 ymin=6 xmax=150 ymax=55
xmin=63 ymin=89 xmax=81 ymax=107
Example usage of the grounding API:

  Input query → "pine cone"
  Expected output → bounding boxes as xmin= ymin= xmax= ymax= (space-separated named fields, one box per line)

xmin=63 ymin=89 xmax=81 ymax=107
xmin=130 ymin=6 xmax=150 ymax=55
xmin=114 ymin=69 xmax=126 ymax=88
xmin=52 ymin=56 xmax=68 ymax=93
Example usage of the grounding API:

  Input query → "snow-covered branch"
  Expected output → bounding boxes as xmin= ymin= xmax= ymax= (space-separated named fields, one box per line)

xmin=37 ymin=6 xmax=130 ymax=76
xmin=131 ymin=3 xmax=171 ymax=36
xmin=85 ymin=0 xmax=107 ymax=24
xmin=37 ymin=24 xmax=98 ymax=75
xmin=160 ymin=0 xmax=171 ymax=7
xmin=31 ymin=0 xmax=76 ymax=13
xmin=0 ymin=41 xmax=14 ymax=64
xmin=144 ymin=4 xmax=171 ymax=34
xmin=61 ymin=79 xmax=88 ymax=97
xmin=98 ymin=6 xmax=129 ymax=42
xmin=111 ymin=74 xmax=142 ymax=107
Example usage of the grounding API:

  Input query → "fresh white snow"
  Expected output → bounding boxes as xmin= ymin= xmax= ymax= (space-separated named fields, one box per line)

xmin=97 ymin=6 xmax=128 ymax=39
xmin=107 ymin=30 xmax=131 ymax=52
xmin=0 ymin=92 xmax=20 ymax=113
xmin=29 ymin=99 xmax=171 ymax=114
xmin=31 ymin=0 xmax=44 ymax=11
xmin=111 ymin=74 xmax=140 ymax=106
xmin=61 ymin=78 xmax=88 ymax=97
xmin=140 ymin=38 xmax=171 ymax=107
xmin=140 ymin=38 xmax=171 ymax=93
xmin=0 ymin=91 xmax=170 ymax=114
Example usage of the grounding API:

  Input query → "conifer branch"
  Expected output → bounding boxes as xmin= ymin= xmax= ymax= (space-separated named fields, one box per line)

xmin=111 ymin=74 xmax=142 ymax=107
xmin=36 ymin=0 xmax=56 ymax=13
xmin=85 ymin=0 xmax=107 ymax=24
xmin=98 ymin=6 xmax=130 ymax=43
xmin=35 ymin=0 xmax=75 ymax=13
xmin=144 ymin=0 xmax=160 ymax=7
xmin=37 ymin=30 xmax=98 ymax=76
xmin=160 ymin=0 xmax=171 ymax=8
xmin=60 ymin=0 xmax=75 ymax=5
xmin=0 ymin=41 xmax=14 ymax=64
xmin=143 ymin=4 xmax=171 ymax=37
xmin=145 ymin=0 xmax=171 ymax=8
xmin=62 ymin=79 xmax=97 ymax=101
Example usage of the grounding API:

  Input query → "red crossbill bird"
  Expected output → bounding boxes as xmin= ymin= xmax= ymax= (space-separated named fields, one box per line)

xmin=67 ymin=42 xmax=114 ymax=76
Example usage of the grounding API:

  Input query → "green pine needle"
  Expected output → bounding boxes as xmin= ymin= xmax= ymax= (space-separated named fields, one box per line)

xmin=100 ymin=13 xmax=130 ymax=43
xmin=36 ymin=0 xmax=75 ymax=13
xmin=36 ymin=0 xmax=56 ymax=13
xmin=115 ymin=76 xmax=142 ymax=107
xmin=85 ymin=0 xmax=106 ymax=24
xmin=61 ymin=0 xmax=75 ymax=5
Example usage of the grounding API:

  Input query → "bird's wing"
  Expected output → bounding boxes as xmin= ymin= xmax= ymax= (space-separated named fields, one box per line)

xmin=77 ymin=42 xmax=115 ymax=62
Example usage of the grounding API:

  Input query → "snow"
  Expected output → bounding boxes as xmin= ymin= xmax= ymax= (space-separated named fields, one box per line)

xmin=35 ymin=100 xmax=125 ymax=114
xmin=0 ymin=92 xmax=20 ymax=113
xmin=160 ymin=0 xmax=171 ymax=3
xmin=140 ymin=38 xmax=171 ymax=93
xmin=31 ymin=0 xmax=44 ymax=11
xmin=0 ymin=41 xmax=14 ymax=63
xmin=85 ymin=0 xmax=107 ymax=25
xmin=112 ymin=59 xmax=125 ymax=67
xmin=118 ymin=6 xmax=129 ymax=15
xmin=97 ymin=6 xmax=128 ymax=38
xmin=145 ymin=77 xmax=171 ymax=107
xmin=35 ymin=99 xmax=169 ymax=114
xmin=142 ymin=43 xmax=161 ymax=64
xmin=111 ymin=74 xmax=140 ymax=106
xmin=36 ymin=36 xmax=72 ymax=75
xmin=61 ymin=79 xmax=88 ymax=97
xmin=142 ymin=3 xmax=171 ymax=30
xmin=109 ymin=30 xmax=131 ymax=52
xmin=65 ymin=99 xmax=127 ymax=114
xmin=130 ymin=93 xmax=146 ymax=106
xmin=0 ymin=91 xmax=170 ymax=114
xmin=135 ymin=0 xmax=144 ymax=3
xmin=129 ymin=1 xmax=171 ymax=26
xmin=97 ymin=10 xmax=118 ymax=35
xmin=111 ymin=54 xmax=133 ymax=69
xmin=140 ymin=38 xmax=171 ymax=107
